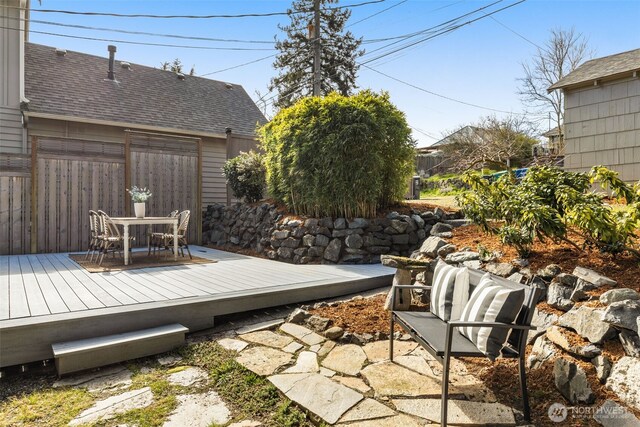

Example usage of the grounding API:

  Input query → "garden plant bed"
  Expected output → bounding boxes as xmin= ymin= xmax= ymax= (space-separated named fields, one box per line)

xmin=309 ymin=293 xmax=638 ymax=427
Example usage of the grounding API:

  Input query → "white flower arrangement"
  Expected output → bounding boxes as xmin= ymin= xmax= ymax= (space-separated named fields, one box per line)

xmin=127 ymin=186 xmax=152 ymax=203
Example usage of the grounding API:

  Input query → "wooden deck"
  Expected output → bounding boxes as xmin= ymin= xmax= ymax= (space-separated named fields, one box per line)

xmin=0 ymin=246 xmax=393 ymax=367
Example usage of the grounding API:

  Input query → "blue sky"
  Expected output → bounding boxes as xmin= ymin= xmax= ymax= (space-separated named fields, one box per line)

xmin=26 ymin=0 xmax=640 ymax=147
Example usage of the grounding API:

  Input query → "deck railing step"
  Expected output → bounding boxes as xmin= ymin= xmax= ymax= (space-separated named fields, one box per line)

xmin=52 ymin=323 xmax=188 ymax=375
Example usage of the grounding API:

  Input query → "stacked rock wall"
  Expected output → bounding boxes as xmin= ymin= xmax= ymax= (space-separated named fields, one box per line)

xmin=201 ymin=202 xmax=463 ymax=264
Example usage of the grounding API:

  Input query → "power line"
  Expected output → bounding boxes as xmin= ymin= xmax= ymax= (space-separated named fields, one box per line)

xmin=26 ymin=18 xmax=274 ymax=44
xmin=361 ymin=63 xmax=532 ymax=116
xmin=0 ymin=25 xmax=276 ymax=51
xmin=362 ymin=0 xmax=526 ymax=65
xmin=199 ymin=54 xmax=276 ymax=77
xmin=13 ymin=0 xmax=385 ymax=19
xmin=347 ymin=0 xmax=407 ymax=28
xmin=489 ymin=16 xmax=542 ymax=49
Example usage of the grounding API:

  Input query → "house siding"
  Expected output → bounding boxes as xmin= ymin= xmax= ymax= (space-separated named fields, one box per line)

xmin=0 ymin=0 xmax=25 ymax=153
xmin=564 ymin=77 xmax=640 ymax=182
xmin=202 ymin=137 xmax=228 ymax=208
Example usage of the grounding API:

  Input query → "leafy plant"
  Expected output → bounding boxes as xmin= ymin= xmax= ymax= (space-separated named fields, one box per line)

xmin=127 ymin=186 xmax=153 ymax=203
xmin=260 ymin=90 xmax=415 ymax=218
xmin=457 ymin=165 xmax=640 ymax=258
xmin=223 ymin=150 xmax=266 ymax=203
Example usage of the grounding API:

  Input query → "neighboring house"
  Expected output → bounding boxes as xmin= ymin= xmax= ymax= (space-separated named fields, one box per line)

xmin=549 ymin=48 xmax=640 ymax=183
xmin=541 ymin=126 xmax=564 ymax=156
xmin=0 ymin=0 xmax=267 ymax=254
xmin=416 ymin=126 xmax=485 ymax=176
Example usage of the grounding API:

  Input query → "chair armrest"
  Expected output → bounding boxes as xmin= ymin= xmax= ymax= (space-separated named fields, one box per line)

xmin=446 ymin=321 xmax=533 ymax=331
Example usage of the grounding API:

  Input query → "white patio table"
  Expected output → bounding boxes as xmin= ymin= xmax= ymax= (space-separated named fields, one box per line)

xmin=109 ymin=217 xmax=179 ymax=266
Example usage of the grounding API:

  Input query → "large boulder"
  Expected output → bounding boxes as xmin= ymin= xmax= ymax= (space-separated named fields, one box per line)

xmin=528 ymin=309 xmax=559 ymax=344
xmin=527 ymin=335 xmax=557 ymax=369
xmin=547 ymin=281 xmax=576 ymax=311
xmin=557 ymin=306 xmax=617 ymax=344
xmin=484 ymin=262 xmax=517 ymax=277
xmin=607 ymin=356 xmax=640 ymax=411
xmin=591 ymin=355 xmax=612 ymax=384
xmin=572 ymin=266 xmax=617 ymax=287
xmin=619 ymin=330 xmax=640 ymax=357
xmin=430 ymin=222 xmax=453 ymax=236
xmin=603 ymin=300 xmax=640 ymax=332
xmin=420 ymin=236 xmax=447 ymax=258
xmin=445 ymin=251 xmax=480 ymax=264
xmin=554 ymin=357 xmax=595 ymax=404
xmin=600 ymin=288 xmax=640 ymax=305
xmin=323 ymin=239 xmax=342 ymax=262
xmin=547 ymin=326 xmax=601 ymax=358
xmin=537 ymin=264 xmax=562 ymax=280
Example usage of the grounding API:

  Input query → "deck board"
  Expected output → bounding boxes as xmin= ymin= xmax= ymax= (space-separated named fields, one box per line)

xmin=0 ymin=247 xmax=394 ymax=367
xmin=8 ymin=257 xmax=30 ymax=318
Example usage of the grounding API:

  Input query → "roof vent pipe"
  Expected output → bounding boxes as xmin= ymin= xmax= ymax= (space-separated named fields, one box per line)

xmin=107 ymin=45 xmax=117 ymax=80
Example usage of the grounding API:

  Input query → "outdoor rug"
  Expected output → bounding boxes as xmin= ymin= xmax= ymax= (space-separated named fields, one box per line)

xmin=69 ymin=252 xmax=217 ymax=273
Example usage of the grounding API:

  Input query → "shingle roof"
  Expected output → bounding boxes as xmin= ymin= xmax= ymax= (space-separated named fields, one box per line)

xmin=24 ymin=43 xmax=267 ymax=137
xmin=548 ymin=48 xmax=640 ymax=91
xmin=429 ymin=125 xmax=484 ymax=147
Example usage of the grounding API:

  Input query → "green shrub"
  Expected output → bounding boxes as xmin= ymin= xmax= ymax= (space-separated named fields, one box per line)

xmin=223 ymin=150 xmax=266 ymax=203
xmin=457 ymin=165 xmax=640 ymax=258
xmin=259 ymin=91 xmax=415 ymax=217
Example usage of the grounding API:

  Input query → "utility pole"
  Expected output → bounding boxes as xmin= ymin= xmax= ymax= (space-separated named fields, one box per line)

xmin=312 ymin=0 xmax=321 ymax=96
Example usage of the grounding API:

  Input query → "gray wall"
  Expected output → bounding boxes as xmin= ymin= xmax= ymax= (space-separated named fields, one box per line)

xmin=0 ymin=0 xmax=25 ymax=153
xmin=563 ymin=76 xmax=640 ymax=182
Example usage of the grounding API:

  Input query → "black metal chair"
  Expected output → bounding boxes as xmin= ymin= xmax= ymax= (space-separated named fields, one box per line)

xmin=389 ymin=268 xmax=543 ymax=427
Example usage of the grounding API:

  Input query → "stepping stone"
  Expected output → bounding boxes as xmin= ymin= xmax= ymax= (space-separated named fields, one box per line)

xmin=69 ymin=387 xmax=153 ymax=426
xmin=235 ymin=318 xmax=285 ymax=335
xmin=394 ymin=355 xmax=437 ymax=377
xmin=318 ymin=340 xmax=336 ymax=358
xmin=393 ymin=398 xmax=516 ymax=425
xmin=236 ymin=346 xmax=293 ymax=376
xmin=167 ymin=367 xmax=208 ymax=387
xmin=217 ymin=338 xmax=249 ymax=352
xmin=239 ymin=331 xmax=293 ymax=349
xmin=228 ymin=421 xmax=263 ymax=427
xmin=339 ymin=398 xmax=396 ymax=422
xmin=321 ymin=344 xmax=367 ymax=376
xmin=333 ymin=376 xmax=371 ymax=394
xmin=337 ymin=414 xmax=425 ymax=426
xmin=282 ymin=342 xmax=304 ymax=354
xmin=280 ymin=323 xmax=325 ymax=346
xmin=411 ymin=347 xmax=469 ymax=377
xmin=163 ymin=391 xmax=231 ymax=427
xmin=363 ymin=340 xmax=418 ymax=363
xmin=53 ymin=365 xmax=132 ymax=392
xmin=284 ymin=351 xmax=319 ymax=373
xmin=268 ymin=373 xmax=363 ymax=424
xmin=361 ymin=362 xmax=444 ymax=398
xmin=158 ymin=355 xmax=183 ymax=366
xmin=320 ymin=367 xmax=336 ymax=377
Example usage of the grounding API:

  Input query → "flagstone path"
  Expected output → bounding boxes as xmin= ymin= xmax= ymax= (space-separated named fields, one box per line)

xmin=228 ymin=321 xmax=519 ymax=425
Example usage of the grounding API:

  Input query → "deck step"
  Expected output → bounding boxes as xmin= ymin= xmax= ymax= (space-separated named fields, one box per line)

xmin=52 ymin=324 xmax=189 ymax=375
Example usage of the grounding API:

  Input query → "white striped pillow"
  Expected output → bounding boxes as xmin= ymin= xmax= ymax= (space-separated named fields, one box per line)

xmin=459 ymin=273 xmax=525 ymax=360
xmin=430 ymin=262 xmax=470 ymax=321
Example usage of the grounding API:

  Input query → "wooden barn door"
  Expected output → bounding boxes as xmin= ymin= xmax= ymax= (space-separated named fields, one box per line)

xmin=34 ymin=137 xmax=126 ymax=253
xmin=125 ymin=131 xmax=201 ymax=247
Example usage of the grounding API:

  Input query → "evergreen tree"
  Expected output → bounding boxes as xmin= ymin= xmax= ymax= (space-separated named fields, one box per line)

xmin=269 ymin=0 xmax=364 ymax=109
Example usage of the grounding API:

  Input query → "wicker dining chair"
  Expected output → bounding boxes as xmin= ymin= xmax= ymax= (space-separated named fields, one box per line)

xmin=84 ymin=210 xmax=102 ymax=262
xmin=97 ymin=210 xmax=134 ymax=266
xmin=152 ymin=210 xmax=192 ymax=259
xmin=149 ymin=210 xmax=179 ymax=256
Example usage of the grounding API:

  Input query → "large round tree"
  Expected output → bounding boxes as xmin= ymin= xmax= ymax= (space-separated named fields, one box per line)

xmin=260 ymin=91 xmax=415 ymax=218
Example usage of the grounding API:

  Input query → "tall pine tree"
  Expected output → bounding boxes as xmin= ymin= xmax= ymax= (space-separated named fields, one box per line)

xmin=269 ymin=0 xmax=363 ymax=109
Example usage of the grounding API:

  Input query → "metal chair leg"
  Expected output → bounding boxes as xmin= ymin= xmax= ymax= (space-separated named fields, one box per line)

xmin=441 ymin=326 xmax=454 ymax=427
xmin=389 ymin=315 xmax=395 ymax=362
xmin=519 ymin=355 xmax=531 ymax=422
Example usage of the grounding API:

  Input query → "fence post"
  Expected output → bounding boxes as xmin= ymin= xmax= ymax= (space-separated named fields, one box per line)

xmin=30 ymin=136 xmax=38 ymax=253
xmin=197 ymin=138 xmax=203 ymax=245
xmin=124 ymin=130 xmax=131 ymax=217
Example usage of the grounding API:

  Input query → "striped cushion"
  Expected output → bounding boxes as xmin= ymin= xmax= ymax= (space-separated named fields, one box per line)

xmin=459 ymin=273 xmax=525 ymax=360
xmin=430 ymin=262 xmax=470 ymax=321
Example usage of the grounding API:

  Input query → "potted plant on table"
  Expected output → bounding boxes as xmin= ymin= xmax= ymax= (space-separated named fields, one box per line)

xmin=127 ymin=186 xmax=152 ymax=218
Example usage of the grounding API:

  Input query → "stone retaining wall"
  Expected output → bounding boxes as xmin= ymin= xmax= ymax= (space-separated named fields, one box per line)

xmin=201 ymin=202 xmax=464 ymax=264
